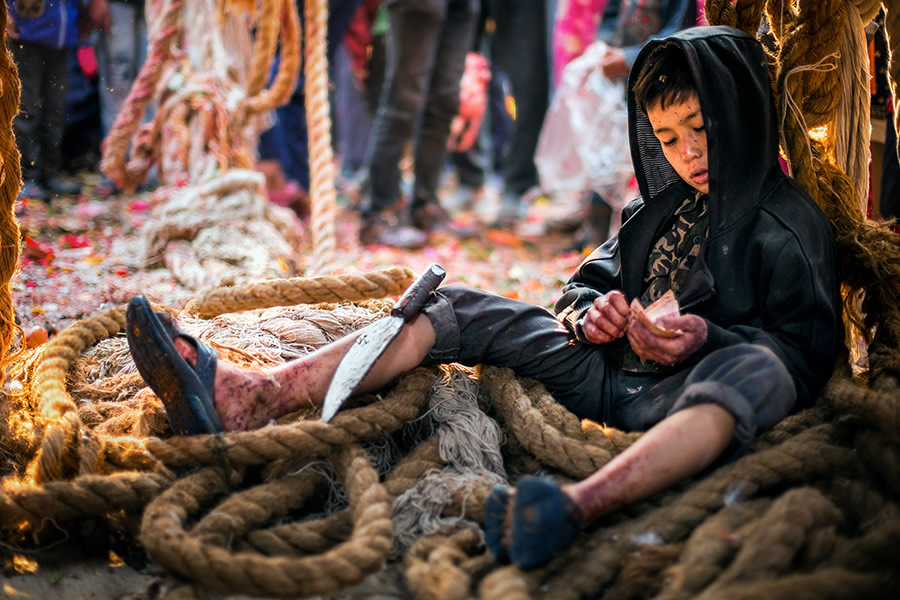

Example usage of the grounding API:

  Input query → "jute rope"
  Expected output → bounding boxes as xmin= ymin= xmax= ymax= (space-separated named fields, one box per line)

xmin=304 ymin=0 xmax=338 ymax=274
xmin=4 ymin=2 xmax=900 ymax=599
xmin=0 ymin=4 xmax=20 ymax=382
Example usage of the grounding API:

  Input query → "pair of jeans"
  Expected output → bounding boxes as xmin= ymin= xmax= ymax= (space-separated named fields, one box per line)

xmin=421 ymin=284 xmax=797 ymax=450
xmin=95 ymin=1 xmax=149 ymax=136
xmin=258 ymin=0 xmax=364 ymax=191
xmin=491 ymin=0 xmax=550 ymax=198
xmin=363 ymin=0 xmax=478 ymax=214
xmin=11 ymin=40 xmax=69 ymax=181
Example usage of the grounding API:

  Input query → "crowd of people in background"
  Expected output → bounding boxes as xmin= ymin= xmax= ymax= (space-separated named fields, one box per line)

xmin=5 ymin=0 xmax=899 ymax=248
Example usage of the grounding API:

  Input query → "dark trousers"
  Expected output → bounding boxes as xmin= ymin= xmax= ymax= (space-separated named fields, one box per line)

xmin=881 ymin=114 xmax=899 ymax=220
xmin=422 ymin=284 xmax=797 ymax=449
xmin=364 ymin=0 xmax=479 ymax=214
xmin=492 ymin=0 xmax=549 ymax=197
xmin=257 ymin=0 xmax=363 ymax=191
xmin=11 ymin=41 xmax=69 ymax=182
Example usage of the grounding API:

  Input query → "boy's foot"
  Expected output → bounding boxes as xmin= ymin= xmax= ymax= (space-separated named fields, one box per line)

xmin=125 ymin=296 xmax=288 ymax=433
xmin=484 ymin=476 xmax=585 ymax=570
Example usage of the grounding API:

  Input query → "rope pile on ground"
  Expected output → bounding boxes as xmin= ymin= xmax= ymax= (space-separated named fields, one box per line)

xmin=99 ymin=0 xmax=315 ymax=292
xmin=3 ymin=1 xmax=900 ymax=599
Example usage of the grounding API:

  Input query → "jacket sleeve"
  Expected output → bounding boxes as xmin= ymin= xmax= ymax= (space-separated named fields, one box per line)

xmin=554 ymin=235 xmax=622 ymax=341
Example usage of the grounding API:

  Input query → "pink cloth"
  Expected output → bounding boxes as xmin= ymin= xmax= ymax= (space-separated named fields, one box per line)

xmin=552 ymin=0 xmax=609 ymax=86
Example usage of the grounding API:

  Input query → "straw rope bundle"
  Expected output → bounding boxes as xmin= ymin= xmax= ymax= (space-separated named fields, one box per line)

xmin=3 ymin=1 xmax=900 ymax=599
xmin=98 ymin=0 xmax=323 ymax=292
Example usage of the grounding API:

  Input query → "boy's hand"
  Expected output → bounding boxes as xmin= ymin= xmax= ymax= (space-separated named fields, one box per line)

xmin=627 ymin=313 xmax=707 ymax=365
xmin=582 ymin=291 xmax=630 ymax=344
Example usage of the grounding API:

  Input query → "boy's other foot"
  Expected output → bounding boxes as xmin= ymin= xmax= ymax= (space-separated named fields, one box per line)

xmin=44 ymin=174 xmax=82 ymax=197
xmin=484 ymin=476 xmax=585 ymax=570
xmin=359 ymin=211 xmax=427 ymax=249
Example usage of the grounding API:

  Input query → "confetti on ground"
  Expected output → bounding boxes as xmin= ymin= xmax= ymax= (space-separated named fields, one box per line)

xmin=12 ymin=177 xmax=588 ymax=346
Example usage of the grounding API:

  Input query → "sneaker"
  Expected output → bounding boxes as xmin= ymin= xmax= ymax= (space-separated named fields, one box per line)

xmin=359 ymin=211 xmax=427 ymax=249
xmin=410 ymin=201 xmax=477 ymax=238
xmin=43 ymin=174 xmax=82 ymax=197
xmin=17 ymin=180 xmax=49 ymax=202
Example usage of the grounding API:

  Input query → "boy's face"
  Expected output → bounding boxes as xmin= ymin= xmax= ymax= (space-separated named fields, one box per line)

xmin=646 ymin=93 xmax=709 ymax=195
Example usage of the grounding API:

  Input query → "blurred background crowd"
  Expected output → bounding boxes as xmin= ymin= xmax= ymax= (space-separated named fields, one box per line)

xmin=6 ymin=0 xmax=899 ymax=252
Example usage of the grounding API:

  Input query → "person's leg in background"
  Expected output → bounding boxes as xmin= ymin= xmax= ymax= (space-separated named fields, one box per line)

xmin=39 ymin=43 xmax=81 ymax=199
xmin=359 ymin=0 xmax=446 ymax=248
xmin=408 ymin=0 xmax=479 ymax=231
xmin=490 ymin=0 xmax=550 ymax=228
xmin=880 ymin=113 xmax=899 ymax=222
xmin=11 ymin=41 xmax=48 ymax=201
xmin=95 ymin=1 xmax=149 ymax=195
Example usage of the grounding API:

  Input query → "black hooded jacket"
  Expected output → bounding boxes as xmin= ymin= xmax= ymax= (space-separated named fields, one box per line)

xmin=554 ymin=26 xmax=842 ymax=408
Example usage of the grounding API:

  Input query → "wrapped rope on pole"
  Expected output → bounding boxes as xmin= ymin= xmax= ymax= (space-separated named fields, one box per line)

xmin=304 ymin=0 xmax=338 ymax=274
xmin=0 ymin=3 xmax=21 ymax=379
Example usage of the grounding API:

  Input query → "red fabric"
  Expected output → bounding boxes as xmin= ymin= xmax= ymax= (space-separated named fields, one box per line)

xmin=344 ymin=0 xmax=381 ymax=80
xmin=77 ymin=46 xmax=98 ymax=80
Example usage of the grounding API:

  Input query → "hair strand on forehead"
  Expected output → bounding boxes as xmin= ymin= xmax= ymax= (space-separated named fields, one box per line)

xmin=633 ymin=41 xmax=698 ymax=115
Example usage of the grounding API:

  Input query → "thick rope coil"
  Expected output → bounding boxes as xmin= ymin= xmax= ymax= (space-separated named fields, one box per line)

xmin=0 ymin=471 xmax=174 ymax=530
xmin=886 ymin=0 xmax=900 ymax=160
xmin=481 ymin=367 xmax=637 ymax=479
xmin=304 ymin=0 xmax=338 ymax=274
xmin=100 ymin=0 xmax=184 ymax=191
xmin=245 ymin=0 xmax=281 ymax=97
xmin=0 ymin=3 xmax=21 ymax=379
xmin=183 ymin=266 xmax=416 ymax=317
xmin=30 ymin=307 xmax=126 ymax=483
xmin=655 ymin=499 xmax=773 ymax=600
xmin=478 ymin=565 xmax=534 ymax=600
xmin=240 ymin=0 xmax=302 ymax=117
xmin=140 ymin=445 xmax=393 ymax=597
xmin=404 ymin=526 xmax=485 ymax=600
xmin=701 ymin=488 xmax=842 ymax=590
xmin=850 ymin=0 xmax=885 ymax=23
xmin=704 ymin=0 xmax=766 ymax=35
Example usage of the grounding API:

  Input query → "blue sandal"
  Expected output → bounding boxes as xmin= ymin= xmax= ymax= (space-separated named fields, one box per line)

xmin=125 ymin=295 xmax=224 ymax=435
xmin=509 ymin=476 xmax=584 ymax=570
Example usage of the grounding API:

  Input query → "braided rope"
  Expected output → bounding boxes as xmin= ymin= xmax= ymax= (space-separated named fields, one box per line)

xmin=140 ymin=445 xmax=393 ymax=597
xmin=0 ymin=5 xmax=20 ymax=380
xmin=183 ymin=266 xmax=416 ymax=317
xmin=304 ymin=0 xmax=338 ymax=274
xmin=245 ymin=0 xmax=281 ymax=97
xmin=100 ymin=0 xmax=184 ymax=191
xmin=241 ymin=0 xmax=301 ymax=117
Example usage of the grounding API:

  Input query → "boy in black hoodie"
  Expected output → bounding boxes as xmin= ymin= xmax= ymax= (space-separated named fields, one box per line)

xmin=125 ymin=27 xmax=842 ymax=570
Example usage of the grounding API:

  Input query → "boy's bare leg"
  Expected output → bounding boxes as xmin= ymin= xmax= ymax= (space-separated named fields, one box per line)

xmin=491 ymin=403 xmax=736 ymax=568
xmin=172 ymin=314 xmax=437 ymax=430
xmin=567 ymin=403 xmax=736 ymax=519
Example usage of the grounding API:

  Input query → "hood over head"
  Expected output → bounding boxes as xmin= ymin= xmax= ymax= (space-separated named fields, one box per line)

xmin=627 ymin=26 xmax=781 ymax=232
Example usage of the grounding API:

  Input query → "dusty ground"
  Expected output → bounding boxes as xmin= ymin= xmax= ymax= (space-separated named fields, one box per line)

xmin=3 ymin=175 xmax=587 ymax=599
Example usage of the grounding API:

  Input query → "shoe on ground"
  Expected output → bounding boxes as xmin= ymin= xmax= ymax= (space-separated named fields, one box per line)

xmin=17 ymin=180 xmax=49 ymax=202
xmin=93 ymin=176 xmax=120 ymax=198
xmin=410 ymin=201 xmax=477 ymax=239
xmin=491 ymin=193 xmax=522 ymax=229
xmin=44 ymin=174 xmax=82 ymax=197
xmin=359 ymin=211 xmax=427 ymax=249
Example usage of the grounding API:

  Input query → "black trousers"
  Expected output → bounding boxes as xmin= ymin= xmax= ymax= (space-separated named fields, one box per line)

xmin=364 ymin=0 xmax=479 ymax=213
xmin=421 ymin=284 xmax=797 ymax=449
xmin=10 ymin=40 xmax=69 ymax=182
xmin=881 ymin=115 xmax=899 ymax=220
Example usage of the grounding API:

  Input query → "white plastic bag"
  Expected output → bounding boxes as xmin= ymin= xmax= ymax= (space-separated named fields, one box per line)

xmin=535 ymin=41 xmax=634 ymax=198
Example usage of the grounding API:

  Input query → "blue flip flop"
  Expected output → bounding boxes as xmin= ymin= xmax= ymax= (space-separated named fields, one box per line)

xmin=484 ymin=485 xmax=513 ymax=563
xmin=510 ymin=476 xmax=584 ymax=570
xmin=125 ymin=295 xmax=224 ymax=435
